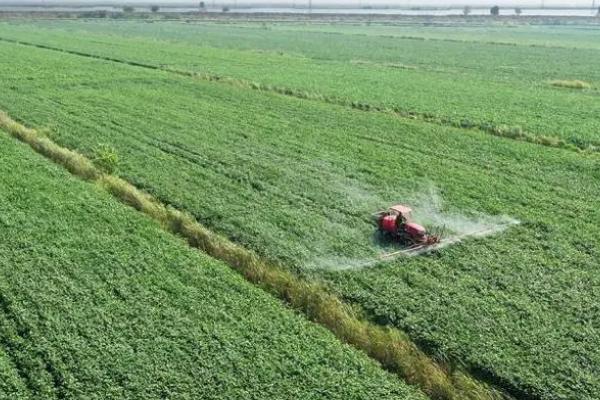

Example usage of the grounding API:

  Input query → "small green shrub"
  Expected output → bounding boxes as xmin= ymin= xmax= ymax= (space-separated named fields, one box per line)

xmin=566 ymin=135 xmax=592 ymax=150
xmin=93 ymin=144 xmax=119 ymax=173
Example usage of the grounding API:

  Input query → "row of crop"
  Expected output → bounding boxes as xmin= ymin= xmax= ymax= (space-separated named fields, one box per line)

xmin=0 ymin=72 xmax=596 ymax=400
xmin=0 ymin=292 xmax=59 ymax=398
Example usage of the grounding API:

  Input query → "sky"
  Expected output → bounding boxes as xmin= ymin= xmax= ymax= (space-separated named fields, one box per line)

xmin=0 ymin=0 xmax=595 ymax=6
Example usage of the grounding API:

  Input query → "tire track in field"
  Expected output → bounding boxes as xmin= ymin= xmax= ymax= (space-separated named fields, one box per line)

xmin=128 ymin=135 xmax=378 ymax=265
xmin=28 ymin=89 xmax=368 ymax=220
xmin=5 ymin=92 xmax=363 ymax=225
xmin=139 ymin=135 xmax=367 ymax=218
xmin=0 ymin=111 xmax=509 ymax=400
xmin=0 ymin=36 xmax=596 ymax=154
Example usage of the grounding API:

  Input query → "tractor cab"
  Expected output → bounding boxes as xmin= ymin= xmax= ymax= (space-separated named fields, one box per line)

xmin=375 ymin=204 xmax=414 ymax=235
xmin=388 ymin=205 xmax=413 ymax=223
xmin=374 ymin=204 xmax=437 ymax=246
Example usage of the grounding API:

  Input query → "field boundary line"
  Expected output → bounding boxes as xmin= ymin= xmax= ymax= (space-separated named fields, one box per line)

xmin=0 ymin=36 xmax=597 ymax=154
xmin=0 ymin=111 xmax=513 ymax=400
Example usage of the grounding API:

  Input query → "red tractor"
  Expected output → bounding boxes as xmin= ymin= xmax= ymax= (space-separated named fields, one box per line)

xmin=373 ymin=205 xmax=440 ymax=247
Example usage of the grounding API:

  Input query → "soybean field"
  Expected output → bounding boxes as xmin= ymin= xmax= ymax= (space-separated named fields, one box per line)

xmin=0 ymin=16 xmax=598 ymax=400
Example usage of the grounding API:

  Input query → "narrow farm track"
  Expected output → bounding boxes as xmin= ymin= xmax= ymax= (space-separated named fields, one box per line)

xmin=0 ymin=36 xmax=594 ymax=153
xmin=0 ymin=112 xmax=506 ymax=400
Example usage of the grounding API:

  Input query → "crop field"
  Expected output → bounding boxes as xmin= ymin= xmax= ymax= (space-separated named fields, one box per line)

xmin=255 ymin=22 xmax=600 ymax=49
xmin=0 ymin=132 xmax=425 ymax=399
xmin=0 ymin=20 xmax=599 ymax=150
xmin=0 ymin=17 xmax=599 ymax=400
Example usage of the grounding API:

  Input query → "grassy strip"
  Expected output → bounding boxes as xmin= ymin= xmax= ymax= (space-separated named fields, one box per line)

xmin=0 ymin=113 xmax=99 ymax=180
xmin=0 ymin=35 xmax=594 ymax=154
xmin=0 ymin=111 xmax=506 ymax=400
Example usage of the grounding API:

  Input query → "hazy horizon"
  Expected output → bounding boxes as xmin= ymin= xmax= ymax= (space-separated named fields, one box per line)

xmin=0 ymin=0 xmax=597 ymax=7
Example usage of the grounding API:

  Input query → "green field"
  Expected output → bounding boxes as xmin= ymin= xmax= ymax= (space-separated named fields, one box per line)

xmin=0 ymin=132 xmax=426 ymax=399
xmin=1 ymin=20 xmax=599 ymax=149
xmin=260 ymin=21 xmax=600 ymax=49
xmin=1 ymin=17 xmax=599 ymax=400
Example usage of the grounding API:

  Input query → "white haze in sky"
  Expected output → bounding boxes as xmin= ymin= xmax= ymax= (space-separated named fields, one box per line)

xmin=1 ymin=0 xmax=596 ymax=6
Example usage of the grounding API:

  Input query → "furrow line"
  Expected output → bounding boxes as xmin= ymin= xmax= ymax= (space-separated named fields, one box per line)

xmin=0 ymin=36 xmax=596 ymax=154
xmin=0 ymin=111 xmax=511 ymax=400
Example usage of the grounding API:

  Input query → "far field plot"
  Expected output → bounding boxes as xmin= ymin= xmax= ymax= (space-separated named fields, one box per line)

xmin=0 ymin=23 xmax=599 ymax=400
xmin=0 ymin=20 xmax=599 ymax=148
xmin=0 ymin=132 xmax=424 ymax=399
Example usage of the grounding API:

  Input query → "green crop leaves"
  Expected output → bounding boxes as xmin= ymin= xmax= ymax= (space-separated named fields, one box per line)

xmin=0 ymin=112 xmax=504 ymax=400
